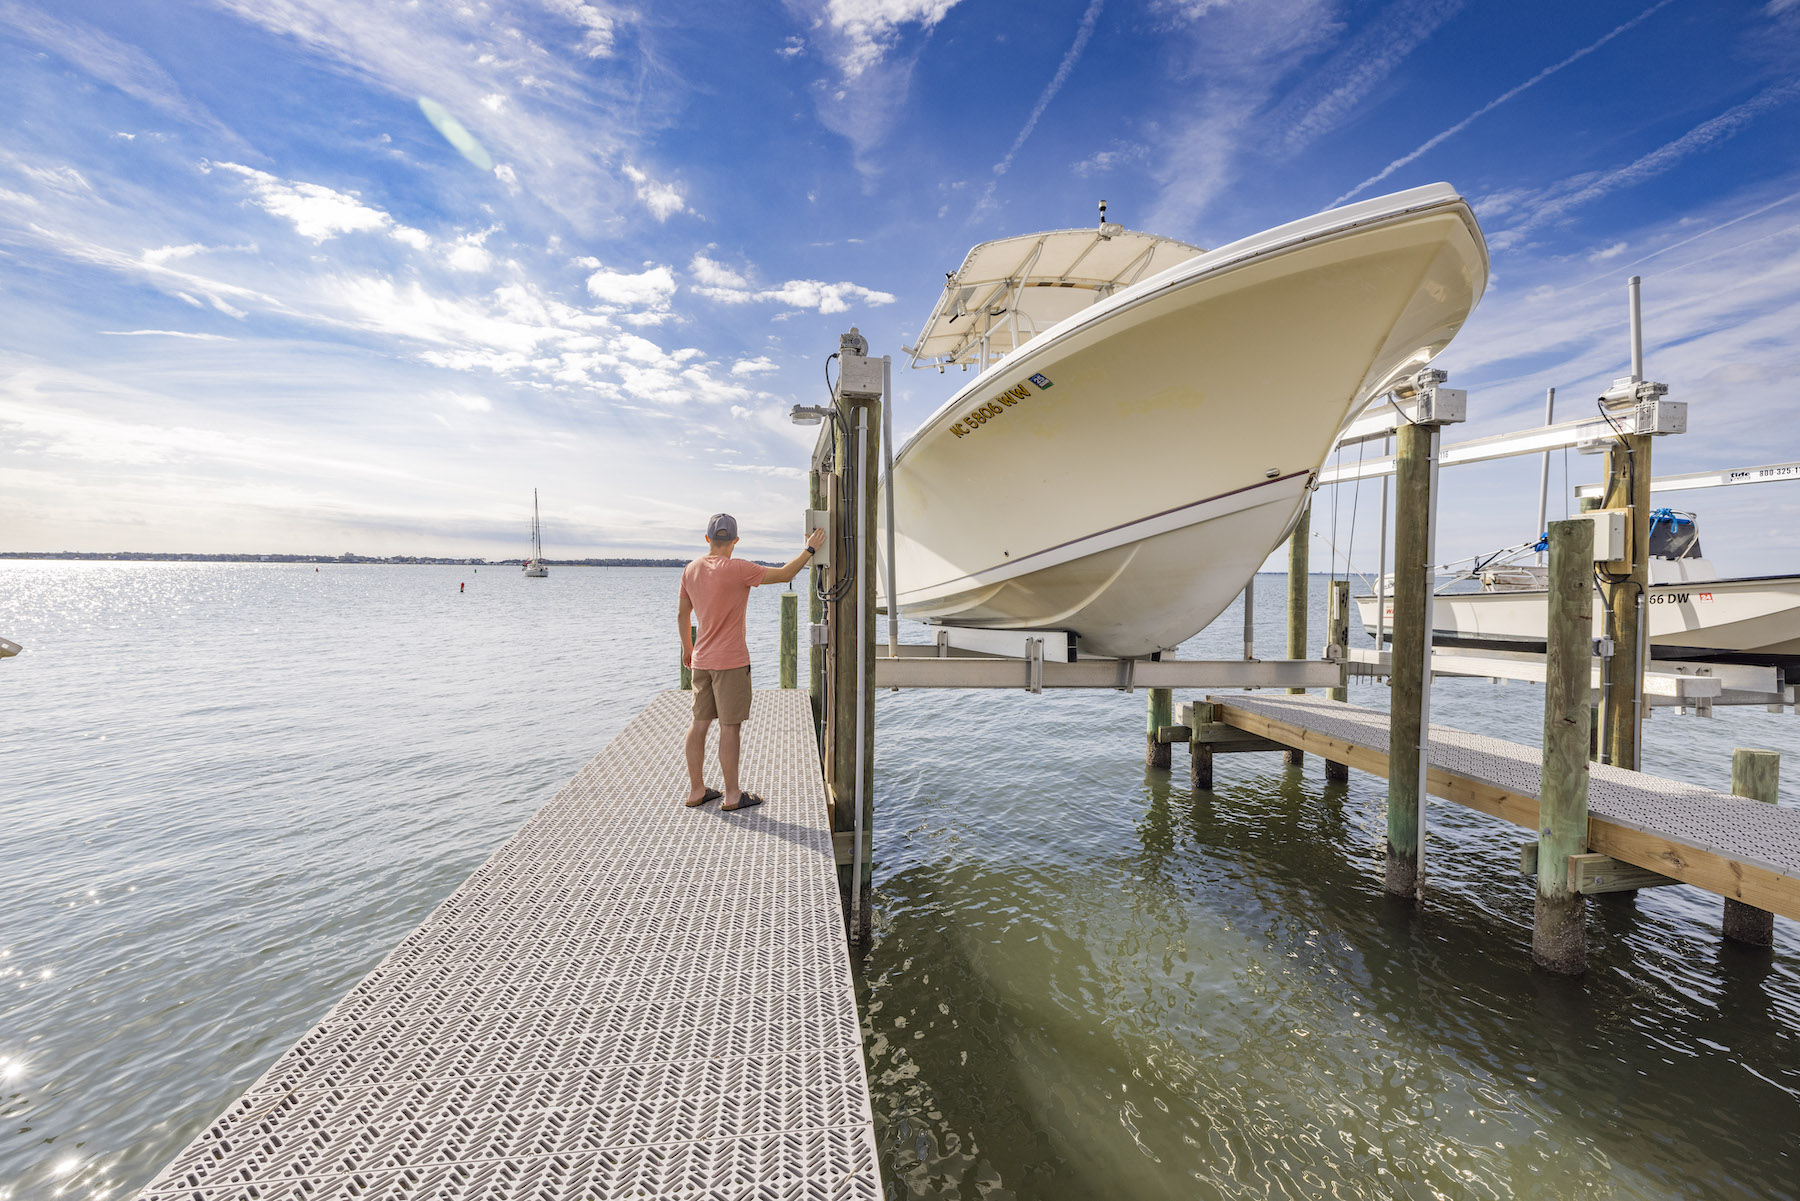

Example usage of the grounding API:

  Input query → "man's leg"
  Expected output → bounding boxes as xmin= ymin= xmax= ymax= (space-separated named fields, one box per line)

xmin=685 ymin=719 xmax=713 ymax=806
xmin=718 ymin=722 xmax=742 ymax=805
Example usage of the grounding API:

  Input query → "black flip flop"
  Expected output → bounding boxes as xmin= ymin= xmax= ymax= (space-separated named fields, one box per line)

xmin=722 ymin=792 xmax=764 ymax=811
xmin=685 ymin=787 xmax=724 ymax=808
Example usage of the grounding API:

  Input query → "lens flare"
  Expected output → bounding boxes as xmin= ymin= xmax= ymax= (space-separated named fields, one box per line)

xmin=417 ymin=98 xmax=494 ymax=172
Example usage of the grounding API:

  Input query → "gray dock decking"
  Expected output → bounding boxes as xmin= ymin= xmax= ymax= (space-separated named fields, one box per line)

xmin=135 ymin=689 xmax=879 ymax=1201
xmin=1212 ymin=692 xmax=1800 ymax=920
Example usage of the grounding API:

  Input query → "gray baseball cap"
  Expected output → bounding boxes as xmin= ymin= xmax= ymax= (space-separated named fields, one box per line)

xmin=706 ymin=512 xmax=738 ymax=540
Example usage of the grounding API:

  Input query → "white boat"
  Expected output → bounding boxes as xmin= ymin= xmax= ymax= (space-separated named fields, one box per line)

xmin=523 ymin=489 xmax=549 ymax=577
xmin=1357 ymin=511 xmax=1800 ymax=669
xmin=879 ymin=184 xmax=1489 ymax=658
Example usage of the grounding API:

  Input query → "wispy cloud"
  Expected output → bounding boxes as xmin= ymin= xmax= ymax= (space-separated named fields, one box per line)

xmin=1493 ymin=79 xmax=1800 ymax=247
xmin=100 ymin=329 xmax=235 ymax=340
xmin=784 ymin=0 xmax=966 ymax=177
xmin=1268 ymin=0 xmax=1465 ymax=153
xmin=972 ymin=0 xmax=1105 ymax=220
xmin=1144 ymin=0 xmax=1342 ymax=233
xmin=693 ymin=277 xmax=896 ymax=314
xmin=1331 ymin=0 xmax=1678 ymax=205
xmin=0 ymin=0 xmax=244 ymax=147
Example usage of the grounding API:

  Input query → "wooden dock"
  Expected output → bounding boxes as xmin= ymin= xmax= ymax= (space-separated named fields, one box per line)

xmin=1205 ymin=692 xmax=1800 ymax=923
xmin=133 ymin=689 xmax=880 ymax=1201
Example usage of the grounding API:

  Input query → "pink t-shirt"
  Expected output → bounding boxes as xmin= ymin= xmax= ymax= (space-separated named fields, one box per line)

xmin=680 ymin=555 xmax=765 ymax=670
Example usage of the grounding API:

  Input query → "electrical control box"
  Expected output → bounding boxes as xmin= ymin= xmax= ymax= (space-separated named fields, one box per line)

xmin=1582 ymin=509 xmax=1628 ymax=562
xmin=805 ymin=508 xmax=831 ymax=569
xmin=835 ymin=353 xmax=885 ymax=401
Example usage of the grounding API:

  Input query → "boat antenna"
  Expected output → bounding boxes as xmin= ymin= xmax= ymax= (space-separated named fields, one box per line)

xmin=1098 ymin=199 xmax=1107 ymax=228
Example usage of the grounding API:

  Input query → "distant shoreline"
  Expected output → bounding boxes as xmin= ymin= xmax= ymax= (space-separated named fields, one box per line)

xmin=0 ymin=552 xmax=702 ymax=567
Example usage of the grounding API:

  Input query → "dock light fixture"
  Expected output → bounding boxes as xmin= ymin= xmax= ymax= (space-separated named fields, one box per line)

xmin=790 ymin=404 xmax=832 ymax=425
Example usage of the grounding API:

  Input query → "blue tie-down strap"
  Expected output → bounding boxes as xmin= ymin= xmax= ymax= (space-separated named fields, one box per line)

xmin=1533 ymin=532 xmax=1549 ymax=553
xmin=1649 ymin=507 xmax=1692 ymax=532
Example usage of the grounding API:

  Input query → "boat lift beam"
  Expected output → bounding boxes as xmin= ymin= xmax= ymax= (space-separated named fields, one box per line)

xmin=874 ymin=645 xmax=1343 ymax=691
xmin=1323 ymin=386 xmax=1685 ymax=486
xmin=1573 ymin=459 xmax=1800 ymax=500
xmin=1344 ymin=646 xmax=1795 ymax=712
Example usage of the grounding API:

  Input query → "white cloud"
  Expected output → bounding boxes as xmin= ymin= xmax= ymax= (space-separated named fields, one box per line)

xmin=777 ymin=35 xmax=806 ymax=57
xmin=811 ymin=0 xmax=963 ymax=78
xmin=1071 ymin=144 xmax=1146 ymax=178
xmin=622 ymin=163 xmax=690 ymax=221
xmin=732 ymin=355 xmax=779 ymax=376
xmin=541 ymin=0 xmax=623 ymax=58
xmin=1589 ymin=241 xmax=1628 ymax=262
xmin=690 ymin=253 xmax=750 ymax=289
xmin=211 ymin=162 xmax=394 ymax=242
xmin=585 ymin=263 xmax=677 ymax=309
xmin=444 ymin=227 xmax=498 ymax=272
xmin=694 ymin=276 xmax=895 ymax=314
xmin=717 ymin=463 xmax=808 ymax=480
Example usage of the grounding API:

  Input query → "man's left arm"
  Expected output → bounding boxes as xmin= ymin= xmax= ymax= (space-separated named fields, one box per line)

xmin=762 ymin=527 xmax=827 ymax=585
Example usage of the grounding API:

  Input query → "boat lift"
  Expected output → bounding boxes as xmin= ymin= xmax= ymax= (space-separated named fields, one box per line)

xmin=1312 ymin=297 xmax=1797 ymax=716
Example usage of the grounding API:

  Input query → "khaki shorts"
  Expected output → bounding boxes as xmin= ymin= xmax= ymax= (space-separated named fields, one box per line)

xmin=691 ymin=665 xmax=752 ymax=724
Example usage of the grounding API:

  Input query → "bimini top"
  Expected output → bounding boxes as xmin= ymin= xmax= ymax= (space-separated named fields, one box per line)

xmin=905 ymin=225 xmax=1205 ymax=369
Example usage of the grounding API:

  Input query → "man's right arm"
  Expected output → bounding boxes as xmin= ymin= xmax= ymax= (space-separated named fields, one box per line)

xmin=678 ymin=592 xmax=694 ymax=667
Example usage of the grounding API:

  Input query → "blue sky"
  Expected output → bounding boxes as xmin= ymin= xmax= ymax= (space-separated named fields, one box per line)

xmin=1 ymin=0 xmax=1797 ymax=573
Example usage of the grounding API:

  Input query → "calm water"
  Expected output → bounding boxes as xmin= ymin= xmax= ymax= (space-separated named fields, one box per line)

xmin=2 ymin=563 xmax=1795 ymax=1200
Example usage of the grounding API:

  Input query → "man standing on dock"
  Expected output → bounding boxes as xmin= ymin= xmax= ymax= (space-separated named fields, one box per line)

xmin=680 ymin=513 xmax=825 ymax=811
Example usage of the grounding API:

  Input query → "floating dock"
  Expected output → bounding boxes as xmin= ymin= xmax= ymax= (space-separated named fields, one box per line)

xmin=1202 ymin=692 xmax=1799 ymax=922
xmin=134 ymin=689 xmax=880 ymax=1201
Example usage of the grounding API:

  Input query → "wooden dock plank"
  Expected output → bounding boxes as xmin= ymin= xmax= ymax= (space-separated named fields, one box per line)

xmin=133 ymin=690 xmax=879 ymax=1201
xmin=1211 ymin=693 xmax=1800 ymax=925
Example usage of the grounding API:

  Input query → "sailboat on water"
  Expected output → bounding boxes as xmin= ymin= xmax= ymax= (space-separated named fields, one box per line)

xmin=523 ymin=489 xmax=548 ymax=577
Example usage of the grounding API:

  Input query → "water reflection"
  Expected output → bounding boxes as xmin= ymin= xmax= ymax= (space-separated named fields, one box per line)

xmin=863 ymin=712 xmax=1799 ymax=1199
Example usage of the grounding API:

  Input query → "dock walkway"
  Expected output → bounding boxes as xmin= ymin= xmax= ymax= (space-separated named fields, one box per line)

xmin=1211 ymin=692 xmax=1800 ymax=923
xmin=135 ymin=689 xmax=879 ymax=1201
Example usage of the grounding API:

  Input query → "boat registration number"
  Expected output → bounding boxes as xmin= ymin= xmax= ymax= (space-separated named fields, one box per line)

xmin=949 ymin=382 xmax=1035 ymax=439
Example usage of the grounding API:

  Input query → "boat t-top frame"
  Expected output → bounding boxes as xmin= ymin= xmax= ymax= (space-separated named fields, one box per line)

xmin=903 ymin=224 xmax=1204 ymax=374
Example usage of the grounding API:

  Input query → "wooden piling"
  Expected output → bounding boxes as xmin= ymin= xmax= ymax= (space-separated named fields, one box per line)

xmin=1190 ymin=701 xmax=1216 ymax=791
xmin=809 ymin=467 xmax=826 ymax=735
xmin=1147 ymin=688 xmax=1173 ymax=770
xmin=1723 ymin=748 xmax=1781 ymax=946
xmin=823 ymin=392 xmax=880 ymax=941
xmin=1385 ymin=422 xmax=1432 ymax=897
xmin=780 ymin=591 xmax=798 ymax=689
xmin=1325 ymin=580 xmax=1350 ymax=782
xmin=1599 ymin=434 xmax=1651 ymax=768
xmin=1285 ymin=502 xmax=1310 ymax=765
xmin=1534 ymin=518 xmax=1594 ymax=975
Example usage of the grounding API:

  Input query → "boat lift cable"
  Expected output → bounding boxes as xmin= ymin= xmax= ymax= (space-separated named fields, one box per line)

xmin=817 ymin=353 xmax=857 ymax=605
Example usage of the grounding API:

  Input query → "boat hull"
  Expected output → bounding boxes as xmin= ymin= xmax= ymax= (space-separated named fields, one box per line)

xmin=882 ymin=186 xmax=1488 ymax=658
xmin=1356 ymin=577 xmax=1800 ymax=670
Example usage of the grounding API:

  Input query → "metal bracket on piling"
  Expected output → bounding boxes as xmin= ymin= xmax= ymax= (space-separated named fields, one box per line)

xmin=1025 ymin=637 xmax=1044 ymax=694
